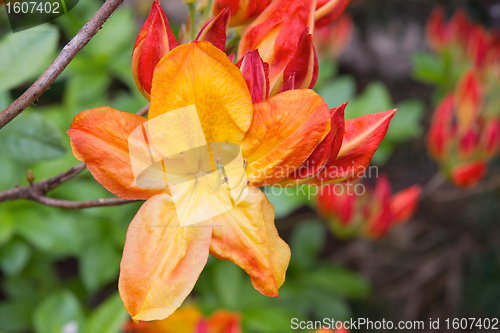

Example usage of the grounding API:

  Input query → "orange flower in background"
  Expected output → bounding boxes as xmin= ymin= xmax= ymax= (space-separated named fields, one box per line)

xmin=317 ymin=175 xmax=421 ymax=239
xmin=124 ymin=306 xmax=241 ymax=333
xmin=427 ymin=70 xmax=500 ymax=187
xmin=132 ymin=0 xmax=178 ymax=100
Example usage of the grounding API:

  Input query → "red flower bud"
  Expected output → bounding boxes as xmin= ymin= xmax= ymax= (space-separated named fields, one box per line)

xmin=275 ymin=28 xmax=318 ymax=95
xmin=451 ymin=161 xmax=487 ymax=188
xmin=196 ymin=8 xmax=231 ymax=52
xmin=481 ymin=119 xmax=500 ymax=158
xmin=425 ymin=6 xmax=447 ymax=51
xmin=235 ymin=50 xmax=270 ymax=103
xmin=366 ymin=176 xmax=393 ymax=239
xmin=390 ymin=185 xmax=421 ymax=224
xmin=427 ymin=95 xmax=454 ymax=160
xmin=455 ymin=70 xmax=482 ymax=133
xmin=132 ymin=0 xmax=178 ymax=100
xmin=459 ymin=128 xmax=480 ymax=159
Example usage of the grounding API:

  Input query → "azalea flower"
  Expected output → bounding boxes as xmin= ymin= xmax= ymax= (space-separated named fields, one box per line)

xmin=70 ymin=41 xmax=326 ymax=320
xmin=69 ymin=1 xmax=396 ymax=322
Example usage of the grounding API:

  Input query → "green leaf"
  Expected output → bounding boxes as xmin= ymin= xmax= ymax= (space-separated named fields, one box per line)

xmin=310 ymin=291 xmax=351 ymax=320
xmin=212 ymin=260 xmax=244 ymax=310
xmin=64 ymin=71 xmax=111 ymax=117
xmin=315 ymin=60 xmax=338 ymax=88
xmin=85 ymin=8 xmax=135 ymax=58
xmin=84 ymin=293 xmax=128 ymax=333
xmin=0 ymin=239 xmax=31 ymax=276
xmin=290 ymin=221 xmax=326 ymax=268
xmin=318 ymin=75 xmax=356 ymax=110
xmin=16 ymin=207 xmax=84 ymax=255
xmin=0 ymin=301 xmax=32 ymax=331
xmin=263 ymin=186 xmax=310 ymax=219
xmin=370 ymin=142 xmax=394 ymax=165
xmin=0 ymin=91 xmax=10 ymax=109
xmin=33 ymin=290 xmax=85 ymax=333
xmin=0 ymin=25 xmax=59 ymax=92
xmin=79 ymin=241 xmax=121 ymax=292
xmin=346 ymin=81 xmax=392 ymax=119
xmin=306 ymin=265 xmax=371 ymax=299
xmin=0 ymin=113 xmax=66 ymax=163
xmin=244 ymin=307 xmax=297 ymax=333
xmin=412 ymin=52 xmax=446 ymax=85
xmin=0 ymin=209 xmax=15 ymax=245
xmin=385 ymin=99 xmax=425 ymax=141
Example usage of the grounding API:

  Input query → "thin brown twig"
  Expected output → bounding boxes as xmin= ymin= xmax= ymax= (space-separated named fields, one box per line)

xmin=419 ymin=172 xmax=446 ymax=200
xmin=432 ymin=172 xmax=500 ymax=202
xmin=0 ymin=105 xmax=149 ymax=209
xmin=0 ymin=0 xmax=125 ymax=129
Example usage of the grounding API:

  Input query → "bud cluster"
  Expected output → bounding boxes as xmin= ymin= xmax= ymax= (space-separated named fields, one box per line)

xmin=317 ymin=175 xmax=421 ymax=239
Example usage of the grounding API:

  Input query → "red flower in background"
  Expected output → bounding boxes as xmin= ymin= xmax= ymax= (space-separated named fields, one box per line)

xmin=427 ymin=71 xmax=500 ymax=187
xmin=314 ymin=14 xmax=354 ymax=59
xmin=317 ymin=176 xmax=421 ymax=239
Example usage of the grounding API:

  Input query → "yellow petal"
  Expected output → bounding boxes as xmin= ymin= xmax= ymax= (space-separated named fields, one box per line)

xmin=119 ymin=193 xmax=212 ymax=321
xmin=149 ymin=42 xmax=253 ymax=145
xmin=210 ymin=187 xmax=290 ymax=297
xmin=241 ymin=90 xmax=331 ymax=186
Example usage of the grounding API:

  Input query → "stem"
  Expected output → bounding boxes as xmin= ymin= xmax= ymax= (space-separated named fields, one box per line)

xmin=188 ymin=2 xmax=197 ymax=41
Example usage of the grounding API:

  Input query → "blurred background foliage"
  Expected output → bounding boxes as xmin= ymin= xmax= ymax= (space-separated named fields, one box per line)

xmin=0 ymin=0 xmax=499 ymax=332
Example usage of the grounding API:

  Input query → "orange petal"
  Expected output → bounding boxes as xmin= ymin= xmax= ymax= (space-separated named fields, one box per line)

xmin=241 ymin=90 xmax=331 ymax=186
xmin=149 ymin=42 xmax=253 ymax=145
xmin=209 ymin=187 xmax=290 ymax=297
xmin=68 ymin=107 xmax=163 ymax=200
xmin=119 ymin=193 xmax=212 ymax=321
xmin=284 ymin=103 xmax=345 ymax=183
xmin=309 ymin=109 xmax=396 ymax=185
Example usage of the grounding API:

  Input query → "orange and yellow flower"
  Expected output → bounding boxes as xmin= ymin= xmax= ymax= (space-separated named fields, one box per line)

xmin=69 ymin=1 xmax=395 ymax=323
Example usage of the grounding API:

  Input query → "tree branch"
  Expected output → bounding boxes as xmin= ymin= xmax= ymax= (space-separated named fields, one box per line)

xmin=0 ymin=0 xmax=125 ymax=129
xmin=0 ymin=105 xmax=149 ymax=209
